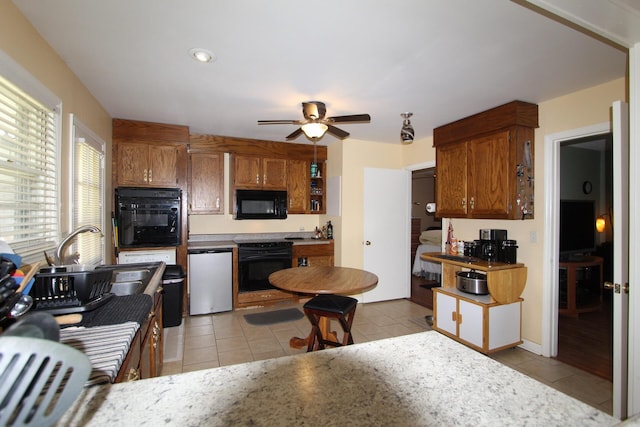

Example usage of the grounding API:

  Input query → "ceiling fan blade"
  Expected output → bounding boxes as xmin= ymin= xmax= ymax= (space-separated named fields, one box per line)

xmin=302 ymin=101 xmax=326 ymax=120
xmin=286 ymin=128 xmax=304 ymax=140
xmin=327 ymin=114 xmax=371 ymax=123
xmin=326 ymin=125 xmax=350 ymax=140
xmin=258 ymin=120 xmax=299 ymax=125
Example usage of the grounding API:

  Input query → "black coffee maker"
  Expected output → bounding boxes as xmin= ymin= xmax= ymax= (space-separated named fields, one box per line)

xmin=475 ymin=229 xmax=508 ymax=263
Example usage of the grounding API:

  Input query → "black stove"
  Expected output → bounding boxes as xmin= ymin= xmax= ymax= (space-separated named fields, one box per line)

xmin=236 ymin=240 xmax=293 ymax=293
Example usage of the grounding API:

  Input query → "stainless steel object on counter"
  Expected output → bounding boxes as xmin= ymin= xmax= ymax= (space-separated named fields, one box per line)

xmin=188 ymin=249 xmax=233 ymax=315
xmin=456 ymin=271 xmax=488 ymax=295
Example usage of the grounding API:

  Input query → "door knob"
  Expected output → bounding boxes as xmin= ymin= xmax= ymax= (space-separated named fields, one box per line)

xmin=365 ymin=241 xmax=371 ymax=246
xmin=604 ymin=281 xmax=629 ymax=294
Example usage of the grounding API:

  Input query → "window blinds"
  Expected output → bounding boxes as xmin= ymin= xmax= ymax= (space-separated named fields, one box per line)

xmin=72 ymin=128 xmax=104 ymax=266
xmin=0 ymin=75 xmax=58 ymax=264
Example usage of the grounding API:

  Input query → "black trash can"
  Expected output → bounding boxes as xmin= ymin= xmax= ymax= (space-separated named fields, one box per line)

xmin=162 ymin=264 xmax=185 ymax=327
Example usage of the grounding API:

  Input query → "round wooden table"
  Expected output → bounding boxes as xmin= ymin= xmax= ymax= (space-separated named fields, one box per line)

xmin=269 ymin=266 xmax=378 ymax=348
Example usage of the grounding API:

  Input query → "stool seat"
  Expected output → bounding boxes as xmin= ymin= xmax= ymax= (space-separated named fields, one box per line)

xmin=303 ymin=294 xmax=358 ymax=352
xmin=303 ymin=294 xmax=357 ymax=314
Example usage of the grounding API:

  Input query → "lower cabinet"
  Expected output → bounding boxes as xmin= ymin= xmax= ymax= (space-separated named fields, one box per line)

xmin=140 ymin=290 xmax=163 ymax=379
xmin=292 ymin=241 xmax=334 ymax=267
xmin=117 ymin=290 xmax=164 ymax=382
xmin=433 ymin=287 xmax=522 ymax=353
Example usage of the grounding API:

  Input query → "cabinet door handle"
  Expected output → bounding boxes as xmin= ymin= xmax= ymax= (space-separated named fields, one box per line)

xmin=127 ymin=368 xmax=140 ymax=381
xmin=263 ymin=174 xmax=267 ymax=184
xmin=143 ymin=169 xmax=148 ymax=182
xmin=451 ymin=311 xmax=456 ymax=322
xmin=149 ymin=169 xmax=152 ymax=183
xmin=256 ymin=174 xmax=260 ymax=184
xmin=470 ymin=197 xmax=474 ymax=210
xmin=462 ymin=198 xmax=466 ymax=209
xmin=216 ymin=197 xmax=220 ymax=209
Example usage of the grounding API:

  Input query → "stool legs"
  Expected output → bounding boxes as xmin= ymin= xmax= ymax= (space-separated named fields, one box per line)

xmin=304 ymin=305 xmax=356 ymax=352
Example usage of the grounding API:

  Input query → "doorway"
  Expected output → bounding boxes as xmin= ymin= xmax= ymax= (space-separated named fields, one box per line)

xmin=556 ymin=133 xmax=613 ymax=381
xmin=409 ymin=166 xmax=440 ymax=309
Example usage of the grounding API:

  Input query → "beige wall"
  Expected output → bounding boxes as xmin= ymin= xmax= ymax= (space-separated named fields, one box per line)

xmin=0 ymin=1 xmax=112 ymax=251
xmin=442 ymin=78 xmax=627 ymax=346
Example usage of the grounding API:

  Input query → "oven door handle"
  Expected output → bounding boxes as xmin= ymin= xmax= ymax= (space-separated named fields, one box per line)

xmin=239 ymin=253 xmax=292 ymax=262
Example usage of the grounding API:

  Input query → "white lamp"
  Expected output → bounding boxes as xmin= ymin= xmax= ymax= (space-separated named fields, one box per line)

xmin=301 ymin=123 xmax=328 ymax=139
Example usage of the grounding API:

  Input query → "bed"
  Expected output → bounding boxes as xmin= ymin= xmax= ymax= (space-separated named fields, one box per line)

xmin=412 ymin=229 xmax=443 ymax=281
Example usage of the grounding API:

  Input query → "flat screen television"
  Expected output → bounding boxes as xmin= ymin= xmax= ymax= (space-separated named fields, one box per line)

xmin=559 ymin=199 xmax=596 ymax=260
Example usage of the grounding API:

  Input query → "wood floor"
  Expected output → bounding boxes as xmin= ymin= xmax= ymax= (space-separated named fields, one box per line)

xmin=555 ymin=293 xmax=613 ymax=381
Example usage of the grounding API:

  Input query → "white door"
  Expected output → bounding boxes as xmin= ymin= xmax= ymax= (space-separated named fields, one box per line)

xmin=362 ymin=168 xmax=410 ymax=302
xmin=611 ymin=100 xmax=630 ymax=419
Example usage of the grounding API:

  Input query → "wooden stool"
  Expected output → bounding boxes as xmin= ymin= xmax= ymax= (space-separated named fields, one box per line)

xmin=303 ymin=294 xmax=358 ymax=352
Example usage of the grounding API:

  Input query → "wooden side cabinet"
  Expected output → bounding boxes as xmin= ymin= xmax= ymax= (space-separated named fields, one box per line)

xmin=434 ymin=101 xmax=538 ymax=220
xmin=188 ymin=151 xmax=224 ymax=214
xmin=434 ymin=287 xmax=522 ymax=354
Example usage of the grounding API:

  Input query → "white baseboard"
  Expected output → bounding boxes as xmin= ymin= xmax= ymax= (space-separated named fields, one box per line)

xmin=518 ymin=338 xmax=543 ymax=356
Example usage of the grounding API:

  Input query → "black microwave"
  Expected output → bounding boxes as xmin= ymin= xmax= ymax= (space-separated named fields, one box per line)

xmin=235 ymin=189 xmax=287 ymax=220
xmin=116 ymin=187 xmax=181 ymax=247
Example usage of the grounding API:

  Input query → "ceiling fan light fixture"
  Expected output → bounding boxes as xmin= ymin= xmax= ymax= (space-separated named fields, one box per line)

xmin=400 ymin=112 xmax=414 ymax=144
xmin=189 ymin=48 xmax=216 ymax=63
xmin=301 ymin=123 xmax=328 ymax=139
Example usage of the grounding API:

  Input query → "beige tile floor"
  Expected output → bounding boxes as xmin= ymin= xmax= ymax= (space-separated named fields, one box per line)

xmin=162 ymin=298 xmax=612 ymax=415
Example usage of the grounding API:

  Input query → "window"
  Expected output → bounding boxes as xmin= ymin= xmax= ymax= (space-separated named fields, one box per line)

xmin=0 ymin=71 xmax=60 ymax=264
xmin=71 ymin=115 xmax=105 ymax=265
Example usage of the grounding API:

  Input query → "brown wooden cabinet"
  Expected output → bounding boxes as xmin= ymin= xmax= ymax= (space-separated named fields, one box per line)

xmin=232 ymin=155 xmax=287 ymax=189
xmin=188 ymin=150 xmax=224 ymax=214
xmin=116 ymin=142 xmax=181 ymax=187
xmin=140 ymin=289 xmax=163 ymax=379
xmin=287 ymin=159 xmax=309 ymax=214
xmin=434 ymin=101 xmax=538 ymax=220
xmin=287 ymin=160 xmax=326 ymax=214
xmin=292 ymin=241 xmax=334 ymax=267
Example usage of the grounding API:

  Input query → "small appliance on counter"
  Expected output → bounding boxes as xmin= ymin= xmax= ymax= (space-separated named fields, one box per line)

xmin=475 ymin=229 xmax=518 ymax=264
xmin=456 ymin=271 xmax=488 ymax=295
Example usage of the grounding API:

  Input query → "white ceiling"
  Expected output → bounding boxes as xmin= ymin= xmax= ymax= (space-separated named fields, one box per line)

xmin=12 ymin=0 xmax=627 ymax=145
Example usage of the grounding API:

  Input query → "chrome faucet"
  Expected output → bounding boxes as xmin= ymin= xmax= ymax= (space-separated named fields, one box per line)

xmin=55 ymin=225 xmax=102 ymax=265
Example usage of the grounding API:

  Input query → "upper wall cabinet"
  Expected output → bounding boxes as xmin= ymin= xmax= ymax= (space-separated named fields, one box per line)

xmin=287 ymin=160 xmax=326 ymax=214
xmin=434 ymin=101 xmax=538 ymax=220
xmin=188 ymin=134 xmax=328 ymax=216
xmin=232 ymin=155 xmax=287 ymax=190
xmin=113 ymin=119 xmax=188 ymax=189
xmin=188 ymin=150 xmax=224 ymax=214
xmin=117 ymin=142 xmax=180 ymax=187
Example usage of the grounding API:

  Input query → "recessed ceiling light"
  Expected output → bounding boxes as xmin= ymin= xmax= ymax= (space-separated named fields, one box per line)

xmin=189 ymin=48 xmax=216 ymax=63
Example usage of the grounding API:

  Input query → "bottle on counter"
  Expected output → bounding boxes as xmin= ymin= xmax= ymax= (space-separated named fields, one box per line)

xmin=327 ymin=221 xmax=333 ymax=239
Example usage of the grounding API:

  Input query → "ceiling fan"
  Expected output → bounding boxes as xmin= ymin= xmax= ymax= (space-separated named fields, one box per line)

xmin=258 ymin=101 xmax=371 ymax=141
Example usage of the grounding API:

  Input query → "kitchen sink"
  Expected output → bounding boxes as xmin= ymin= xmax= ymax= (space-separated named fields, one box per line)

xmin=110 ymin=280 xmax=146 ymax=296
xmin=95 ymin=264 xmax=160 ymax=296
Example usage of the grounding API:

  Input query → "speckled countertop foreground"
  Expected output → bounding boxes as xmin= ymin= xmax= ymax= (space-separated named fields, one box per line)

xmin=58 ymin=331 xmax=618 ymax=426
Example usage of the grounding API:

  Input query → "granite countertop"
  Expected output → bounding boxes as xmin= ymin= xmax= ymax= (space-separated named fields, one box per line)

xmin=58 ymin=331 xmax=617 ymax=426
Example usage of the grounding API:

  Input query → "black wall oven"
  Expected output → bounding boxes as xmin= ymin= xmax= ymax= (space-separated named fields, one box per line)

xmin=116 ymin=187 xmax=181 ymax=248
xmin=237 ymin=241 xmax=292 ymax=292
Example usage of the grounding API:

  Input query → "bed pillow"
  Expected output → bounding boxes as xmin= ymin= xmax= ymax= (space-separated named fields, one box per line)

xmin=419 ymin=229 xmax=442 ymax=245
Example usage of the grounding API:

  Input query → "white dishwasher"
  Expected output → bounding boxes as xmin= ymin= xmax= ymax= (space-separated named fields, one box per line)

xmin=188 ymin=248 xmax=233 ymax=315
